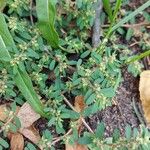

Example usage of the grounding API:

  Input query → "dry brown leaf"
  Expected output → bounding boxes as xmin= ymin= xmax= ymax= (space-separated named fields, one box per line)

xmin=20 ymin=125 xmax=41 ymax=145
xmin=74 ymin=96 xmax=87 ymax=134
xmin=9 ymin=132 xmax=24 ymax=150
xmin=74 ymin=96 xmax=86 ymax=113
xmin=17 ymin=102 xmax=40 ymax=129
xmin=66 ymin=142 xmax=88 ymax=150
xmin=65 ymin=97 xmax=88 ymax=150
xmin=0 ymin=103 xmax=20 ymax=133
xmin=0 ymin=104 xmax=8 ymax=121
xmin=139 ymin=71 xmax=150 ymax=124
xmin=0 ymin=102 xmax=42 ymax=150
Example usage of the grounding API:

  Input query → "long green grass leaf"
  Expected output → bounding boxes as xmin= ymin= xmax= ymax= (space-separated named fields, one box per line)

xmin=13 ymin=66 xmax=48 ymax=118
xmin=0 ymin=13 xmax=16 ymax=50
xmin=0 ymin=35 xmax=11 ymax=61
xmin=112 ymin=0 xmax=150 ymax=32
xmin=36 ymin=0 xmax=59 ymax=48
xmin=97 ymin=0 xmax=150 ymax=53
xmin=0 ymin=13 xmax=48 ymax=118
xmin=112 ymin=0 xmax=122 ymax=22
xmin=102 ymin=0 xmax=113 ymax=22
xmin=126 ymin=50 xmax=150 ymax=64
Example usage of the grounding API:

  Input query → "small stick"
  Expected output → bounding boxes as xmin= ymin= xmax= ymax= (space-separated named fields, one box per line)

xmin=92 ymin=0 xmax=103 ymax=48
xmin=62 ymin=95 xmax=94 ymax=133
xmin=101 ymin=22 xmax=150 ymax=28
xmin=48 ymin=129 xmax=72 ymax=147
xmin=30 ymin=0 xmax=34 ymax=26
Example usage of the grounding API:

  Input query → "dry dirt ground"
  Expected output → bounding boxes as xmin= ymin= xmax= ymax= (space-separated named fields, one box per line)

xmin=88 ymin=68 xmax=142 ymax=136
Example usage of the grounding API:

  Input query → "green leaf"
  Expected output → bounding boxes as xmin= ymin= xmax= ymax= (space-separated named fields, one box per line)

xmin=77 ymin=59 xmax=82 ymax=67
xmin=27 ymin=48 xmax=39 ymax=59
xmin=113 ymin=128 xmax=120 ymax=142
xmin=101 ymin=87 xmax=115 ymax=97
xmin=13 ymin=66 xmax=48 ymax=118
xmin=80 ymin=50 xmax=91 ymax=58
xmin=95 ymin=122 xmax=105 ymax=139
xmin=25 ymin=143 xmax=36 ymax=150
xmin=83 ymin=103 xmax=99 ymax=117
xmin=133 ymin=128 xmax=138 ymax=138
xmin=86 ymin=93 xmax=96 ymax=105
xmin=49 ymin=59 xmax=56 ymax=70
xmin=0 ymin=145 xmax=2 ymax=150
xmin=78 ymin=135 xmax=92 ymax=145
xmin=9 ymin=122 xmax=18 ymax=132
xmin=112 ymin=0 xmax=122 ymax=23
xmin=43 ymin=129 xmax=52 ymax=140
xmin=61 ymin=110 xmax=79 ymax=119
xmin=36 ymin=0 xmax=59 ymax=48
xmin=0 ymin=35 xmax=11 ymax=61
xmin=76 ymin=0 xmax=83 ymax=8
xmin=0 ymin=138 xmax=9 ymax=148
xmin=125 ymin=124 xmax=132 ymax=140
xmin=126 ymin=28 xmax=134 ymax=41
xmin=0 ymin=13 xmax=16 ymax=50
xmin=102 ymin=0 xmax=113 ymax=22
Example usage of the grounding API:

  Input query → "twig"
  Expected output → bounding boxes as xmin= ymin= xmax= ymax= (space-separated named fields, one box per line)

xmin=92 ymin=0 xmax=103 ymax=48
xmin=0 ymin=114 xmax=15 ymax=134
xmin=48 ymin=129 xmax=72 ymax=147
xmin=62 ymin=95 xmax=94 ymax=133
xmin=129 ymin=41 xmax=140 ymax=47
xmin=30 ymin=0 xmax=34 ymax=26
xmin=101 ymin=22 xmax=150 ymax=28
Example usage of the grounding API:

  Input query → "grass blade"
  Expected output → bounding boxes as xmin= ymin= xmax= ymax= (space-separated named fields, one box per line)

xmin=126 ymin=50 xmax=150 ymax=64
xmin=0 ymin=35 xmax=11 ymax=61
xmin=102 ymin=0 xmax=113 ymax=22
xmin=0 ymin=13 xmax=16 ymax=50
xmin=0 ymin=13 xmax=48 ymax=118
xmin=36 ymin=0 xmax=59 ymax=48
xmin=112 ymin=0 xmax=150 ymax=32
xmin=97 ymin=0 xmax=150 ymax=53
xmin=13 ymin=66 xmax=48 ymax=118
xmin=112 ymin=0 xmax=122 ymax=22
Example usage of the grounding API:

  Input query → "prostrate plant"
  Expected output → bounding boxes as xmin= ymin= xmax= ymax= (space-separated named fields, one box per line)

xmin=36 ymin=0 xmax=59 ymax=48
xmin=0 ymin=13 xmax=48 ymax=118
xmin=0 ymin=0 xmax=150 ymax=149
xmin=78 ymin=123 xmax=150 ymax=150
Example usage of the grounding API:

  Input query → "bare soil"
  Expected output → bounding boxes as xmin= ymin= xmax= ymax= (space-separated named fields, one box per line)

xmin=88 ymin=68 xmax=142 ymax=137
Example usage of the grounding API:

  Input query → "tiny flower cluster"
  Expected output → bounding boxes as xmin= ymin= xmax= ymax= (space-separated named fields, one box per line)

xmin=10 ymin=53 xmax=27 ymax=66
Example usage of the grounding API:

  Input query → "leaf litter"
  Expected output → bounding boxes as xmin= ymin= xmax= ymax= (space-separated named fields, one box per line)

xmin=65 ymin=96 xmax=88 ymax=150
xmin=0 ymin=102 xmax=41 ymax=150
xmin=139 ymin=70 xmax=150 ymax=126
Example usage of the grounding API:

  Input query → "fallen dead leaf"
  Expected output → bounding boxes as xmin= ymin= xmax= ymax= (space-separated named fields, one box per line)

xmin=66 ymin=142 xmax=88 ymax=150
xmin=0 ymin=102 xmax=41 ymax=149
xmin=17 ymin=102 xmax=40 ymax=129
xmin=0 ymin=104 xmax=8 ymax=121
xmin=74 ymin=96 xmax=86 ymax=113
xmin=9 ymin=132 xmax=24 ymax=150
xmin=139 ymin=70 xmax=150 ymax=124
xmin=65 ymin=96 xmax=88 ymax=150
xmin=74 ymin=96 xmax=86 ymax=134
xmin=20 ymin=125 xmax=41 ymax=145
